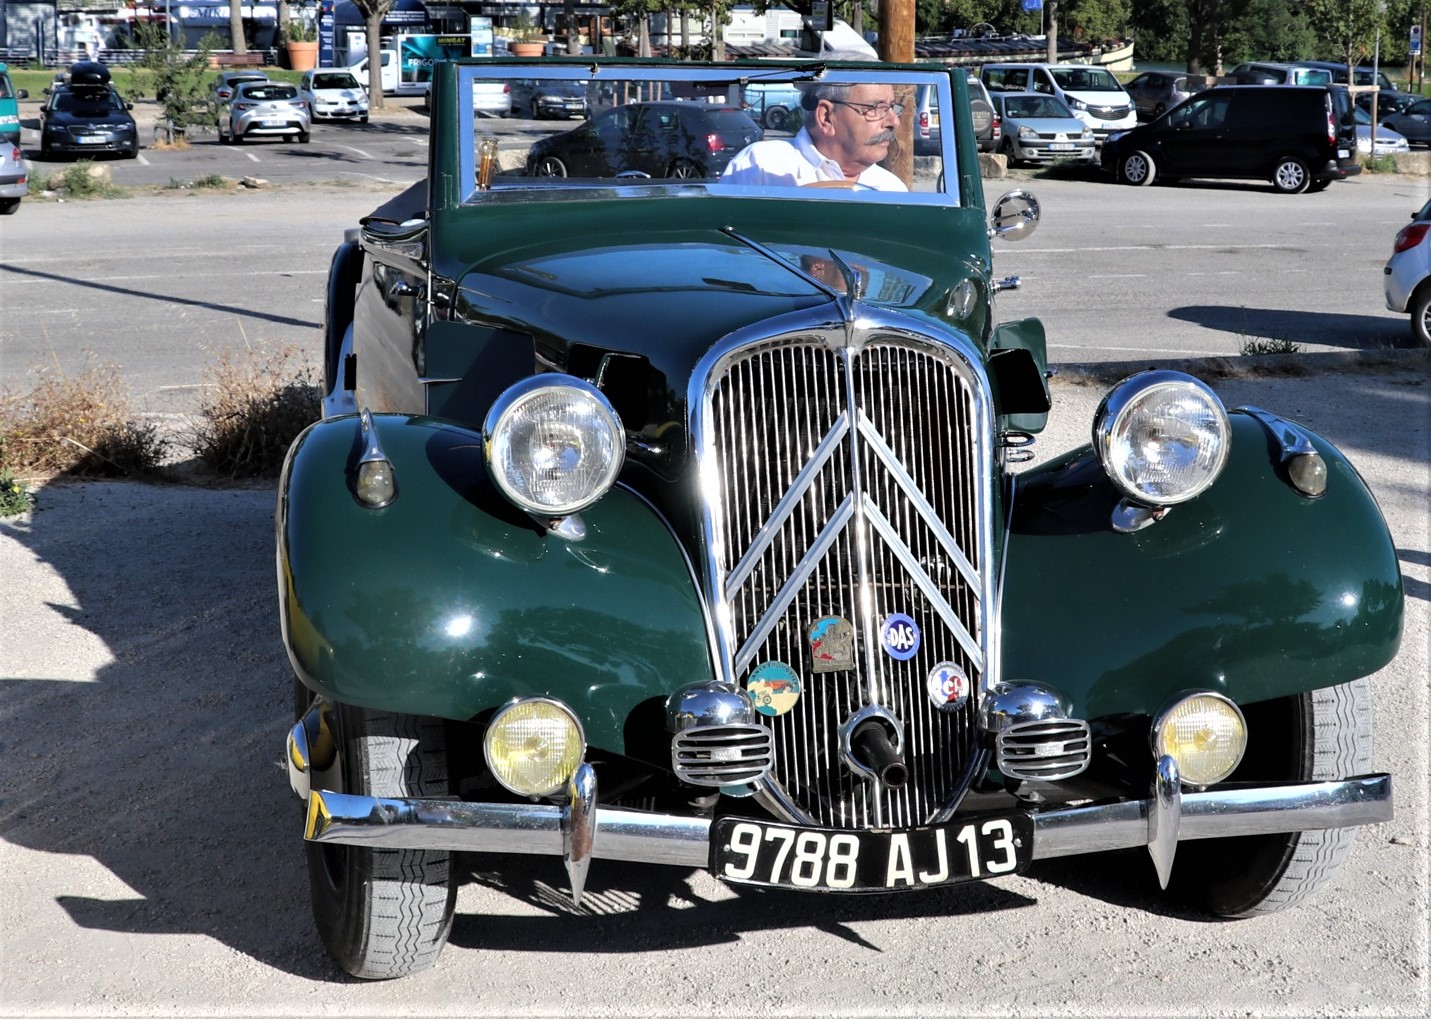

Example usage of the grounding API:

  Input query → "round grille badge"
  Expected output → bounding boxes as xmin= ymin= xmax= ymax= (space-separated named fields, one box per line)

xmin=746 ymin=661 xmax=802 ymax=717
xmin=880 ymin=613 xmax=921 ymax=661
xmin=927 ymin=661 xmax=970 ymax=711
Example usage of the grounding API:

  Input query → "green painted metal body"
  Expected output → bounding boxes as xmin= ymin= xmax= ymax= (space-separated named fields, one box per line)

xmin=277 ymin=413 xmax=714 ymax=751
xmin=1001 ymin=413 xmax=1403 ymax=719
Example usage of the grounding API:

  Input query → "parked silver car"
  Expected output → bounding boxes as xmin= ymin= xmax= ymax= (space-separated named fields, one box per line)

xmin=1384 ymin=197 xmax=1431 ymax=345
xmin=299 ymin=69 xmax=369 ymax=123
xmin=218 ymin=80 xmax=311 ymax=144
xmin=0 ymin=138 xmax=26 ymax=214
xmin=211 ymin=70 xmax=269 ymax=105
xmin=1123 ymin=71 xmax=1206 ymax=120
xmin=991 ymin=91 xmax=1095 ymax=165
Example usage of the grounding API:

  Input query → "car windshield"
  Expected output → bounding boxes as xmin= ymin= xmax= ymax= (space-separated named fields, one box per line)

xmin=1049 ymin=67 xmax=1121 ymax=91
xmin=457 ymin=63 xmax=956 ymax=207
xmin=1005 ymin=95 xmax=1071 ymax=118
xmin=243 ymin=84 xmax=299 ymax=101
xmin=312 ymin=73 xmax=359 ymax=90
xmin=54 ymin=90 xmax=122 ymax=113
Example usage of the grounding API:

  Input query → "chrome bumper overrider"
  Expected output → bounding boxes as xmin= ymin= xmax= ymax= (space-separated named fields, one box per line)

xmin=302 ymin=772 xmax=1392 ymax=888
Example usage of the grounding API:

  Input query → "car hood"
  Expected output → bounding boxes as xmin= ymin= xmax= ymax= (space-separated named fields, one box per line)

xmin=433 ymin=194 xmax=988 ymax=481
xmin=46 ymin=109 xmax=132 ymax=128
xmin=313 ymin=88 xmax=366 ymax=101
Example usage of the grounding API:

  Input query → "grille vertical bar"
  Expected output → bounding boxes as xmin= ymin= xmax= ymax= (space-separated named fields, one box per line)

xmin=704 ymin=331 xmax=988 ymax=828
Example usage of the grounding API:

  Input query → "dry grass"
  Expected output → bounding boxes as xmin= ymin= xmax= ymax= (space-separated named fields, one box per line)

xmin=0 ymin=354 xmax=168 ymax=480
xmin=189 ymin=343 xmax=321 ymax=478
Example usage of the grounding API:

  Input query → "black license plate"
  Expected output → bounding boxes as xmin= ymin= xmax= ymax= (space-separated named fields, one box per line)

xmin=711 ymin=814 xmax=1032 ymax=891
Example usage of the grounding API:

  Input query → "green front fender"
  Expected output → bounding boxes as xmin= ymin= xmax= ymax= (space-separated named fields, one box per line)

xmin=1000 ymin=413 xmax=1404 ymax=720
xmin=277 ymin=414 xmax=715 ymax=751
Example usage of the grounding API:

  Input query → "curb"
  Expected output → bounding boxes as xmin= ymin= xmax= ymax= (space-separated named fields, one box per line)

xmin=1051 ymin=346 xmax=1430 ymax=386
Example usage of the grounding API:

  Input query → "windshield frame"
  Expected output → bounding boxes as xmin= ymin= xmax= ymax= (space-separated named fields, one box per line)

xmin=450 ymin=59 xmax=963 ymax=209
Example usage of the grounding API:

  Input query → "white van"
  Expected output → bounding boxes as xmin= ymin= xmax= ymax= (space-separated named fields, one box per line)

xmin=346 ymin=49 xmax=399 ymax=95
xmin=981 ymin=63 xmax=1135 ymax=141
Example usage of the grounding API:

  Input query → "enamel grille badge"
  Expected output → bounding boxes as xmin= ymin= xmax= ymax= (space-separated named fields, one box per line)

xmin=747 ymin=661 xmax=802 ymax=717
xmin=808 ymin=615 xmax=855 ymax=673
xmin=927 ymin=662 xmax=970 ymax=711
xmin=880 ymin=613 xmax=921 ymax=661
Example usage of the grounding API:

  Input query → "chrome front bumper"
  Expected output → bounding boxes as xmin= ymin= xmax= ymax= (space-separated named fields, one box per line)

xmin=301 ymin=770 xmax=1392 ymax=890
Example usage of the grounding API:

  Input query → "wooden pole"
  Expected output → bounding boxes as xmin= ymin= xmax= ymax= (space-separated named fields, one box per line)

xmin=880 ymin=0 xmax=915 ymax=187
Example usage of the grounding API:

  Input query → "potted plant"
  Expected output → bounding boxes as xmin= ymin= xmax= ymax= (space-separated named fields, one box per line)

xmin=509 ymin=12 xmax=547 ymax=57
xmin=285 ymin=20 xmax=319 ymax=71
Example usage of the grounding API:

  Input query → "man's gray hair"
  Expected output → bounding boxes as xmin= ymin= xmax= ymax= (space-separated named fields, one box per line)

xmin=797 ymin=81 xmax=855 ymax=128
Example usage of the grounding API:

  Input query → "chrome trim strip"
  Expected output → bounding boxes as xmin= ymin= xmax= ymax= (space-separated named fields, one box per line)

xmin=863 ymin=498 xmax=983 ymax=670
xmin=305 ymin=774 xmax=1392 ymax=869
xmin=733 ymin=493 xmax=856 ymax=674
xmin=1148 ymin=754 xmax=1181 ymax=889
xmin=857 ymin=409 xmax=980 ymax=594
xmin=724 ymin=409 xmax=851 ymax=599
xmin=1237 ymin=406 xmax=1318 ymax=460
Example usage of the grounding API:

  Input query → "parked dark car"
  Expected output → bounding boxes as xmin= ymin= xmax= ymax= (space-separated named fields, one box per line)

xmin=1101 ymin=84 xmax=1360 ymax=193
xmin=281 ymin=59 xmax=1400 ymax=980
xmin=1380 ymin=97 xmax=1431 ymax=147
xmin=1123 ymin=70 xmax=1207 ymax=120
xmin=39 ymin=82 xmax=138 ymax=159
xmin=510 ymin=78 xmax=589 ymax=119
xmin=526 ymin=100 xmax=761 ymax=178
xmin=1227 ymin=61 xmax=1334 ymax=85
xmin=1358 ymin=89 xmax=1420 ymax=118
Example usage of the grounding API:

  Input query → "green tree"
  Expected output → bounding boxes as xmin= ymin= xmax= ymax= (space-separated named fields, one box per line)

xmin=1303 ymin=0 xmax=1387 ymax=71
xmin=133 ymin=22 xmax=218 ymax=141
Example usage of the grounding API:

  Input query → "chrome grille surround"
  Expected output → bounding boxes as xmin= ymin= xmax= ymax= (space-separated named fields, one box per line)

xmin=672 ymin=724 xmax=776 ymax=786
xmin=691 ymin=306 xmax=997 ymax=828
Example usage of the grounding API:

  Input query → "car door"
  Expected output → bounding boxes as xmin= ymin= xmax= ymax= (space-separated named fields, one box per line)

xmin=562 ymin=105 xmax=631 ymax=175
xmin=1388 ymin=99 xmax=1431 ymax=145
xmin=1158 ymin=91 xmax=1235 ymax=176
xmin=616 ymin=104 xmax=670 ymax=176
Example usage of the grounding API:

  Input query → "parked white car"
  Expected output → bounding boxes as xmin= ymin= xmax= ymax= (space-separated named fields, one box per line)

xmin=299 ymin=69 xmax=369 ymax=123
xmin=472 ymin=80 xmax=512 ymax=118
xmin=1384 ymin=197 xmax=1431 ymax=345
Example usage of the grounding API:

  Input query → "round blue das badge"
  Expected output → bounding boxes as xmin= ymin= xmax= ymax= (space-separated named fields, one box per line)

xmin=880 ymin=613 xmax=921 ymax=661
xmin=746 ymin=661 xmax=802 ymax=717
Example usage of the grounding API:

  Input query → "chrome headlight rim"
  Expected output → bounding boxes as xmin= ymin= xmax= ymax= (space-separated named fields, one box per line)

xmin=1093 ymin=370 xmax=1231 ymax=507
xmin=1150 ymin=690 xmax=1248 ymax=790
xmin=483 ymin=375 xmax=625 ymax=517
xmin=482 ymin=696 xmax=587 ymax=799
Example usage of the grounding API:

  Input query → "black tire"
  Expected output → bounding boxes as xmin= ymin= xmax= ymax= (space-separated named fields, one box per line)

xmin=298 ymin=131 xmax=310 ymax=144
xmin=0 ymin=198 xmax=18 ymax=215
xmin=359 ymin=115 xmax=368 ymax=124
xmin=764 ymin=105 xmax=790 ymax=132
xmin=1169 ymin=679 xmax=1374 ymax=916
xmin=1307 ymin=177 xmax=1332 ymax=193
xmin=1120 ymin=149 xmax=1156 ymax=186
xmin=667 ymin=158 xmax=701 ymax=179
xmin=1272 ymin=155 xmax=1311 ymax=194
xmin=1410 ymin=284 xmax=1431 ymax=347
xmin=1001 ymin=135 xmax=1020 ymax=168
xmin=531 ymin=154 xmax=567 ymax=177
xmin=301 ymin=692 xmax=456 ymax=979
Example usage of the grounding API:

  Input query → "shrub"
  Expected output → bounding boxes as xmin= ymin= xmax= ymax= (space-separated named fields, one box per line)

xmin=0 ymin=469 xmax=33 ymax=518
xmin=190 ymin=343 xmax=321 ymax=478
xmin=0 ymin=355 xmax=167 ymax=478
xmin=36 ymin=161 xmax=128 ymax=200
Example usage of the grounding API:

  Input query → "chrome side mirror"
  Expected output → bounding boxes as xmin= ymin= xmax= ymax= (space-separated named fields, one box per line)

xmin=990 ymin=189 xmax=1041 ymax=241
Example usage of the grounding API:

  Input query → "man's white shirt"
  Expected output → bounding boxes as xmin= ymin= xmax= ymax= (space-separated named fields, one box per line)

xmin=721 ymin=127 xmax=908 ymax=192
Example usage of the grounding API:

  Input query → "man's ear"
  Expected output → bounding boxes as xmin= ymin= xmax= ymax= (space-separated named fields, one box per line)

xmin=811 ymin=100 xmax=836 ymax=136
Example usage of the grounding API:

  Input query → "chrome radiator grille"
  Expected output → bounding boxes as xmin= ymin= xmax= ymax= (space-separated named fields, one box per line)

xmin=701 ymin=331 xmax=990 ymax=828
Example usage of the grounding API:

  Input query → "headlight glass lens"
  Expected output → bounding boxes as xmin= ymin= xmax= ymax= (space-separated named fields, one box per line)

xmin=485 ymin=377 xmax=624 ymax=516
xmin=1095 ymin=372 xmax=1230 ymax=505
xmin=1153 ymin=693 xmax=1247 ymax=788
xmin=484 ymin=699 xmax=585 ymax=797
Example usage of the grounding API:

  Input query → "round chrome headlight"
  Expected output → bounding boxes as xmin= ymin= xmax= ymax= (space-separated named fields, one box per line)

xmin=483 ymin=698 xmax=586 ymax=798
xmin=1152 ymin=692 xmax=1247 ymax=788
xmin=1093 ymin=371 xmax=1230 ymax=506
xmin=484 ymin=376 xmax=624 ymax=516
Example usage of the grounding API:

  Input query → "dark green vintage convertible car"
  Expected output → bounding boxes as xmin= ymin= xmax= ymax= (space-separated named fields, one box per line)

xmin=278 ymin=58 xmax=1402 ymax=978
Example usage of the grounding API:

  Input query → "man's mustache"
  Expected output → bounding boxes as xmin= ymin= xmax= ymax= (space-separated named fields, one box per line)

xmin=868 ymin=130 xmax=896 ymax=144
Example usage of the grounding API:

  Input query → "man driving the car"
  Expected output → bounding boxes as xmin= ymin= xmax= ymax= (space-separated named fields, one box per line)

xmin=722 ymin=81 xmax=908 ymax=191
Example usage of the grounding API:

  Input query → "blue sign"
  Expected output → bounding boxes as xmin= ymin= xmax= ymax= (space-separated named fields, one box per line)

xmin=1022 ymin=0 xmax=1043 ymax=11
xmin=880 ymin=613 xmax=921 ymax=661
xmin=1412 ymin=25 xmax=1422 ymax=56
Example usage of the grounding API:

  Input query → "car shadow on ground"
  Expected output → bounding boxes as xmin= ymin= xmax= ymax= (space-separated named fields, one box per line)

xmin=1168 ymin=305 xmax=1410 ymax=350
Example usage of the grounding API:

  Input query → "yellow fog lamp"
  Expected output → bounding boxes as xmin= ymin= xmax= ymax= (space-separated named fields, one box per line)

xmin=1151 ymin=692 xmax=1247 ymax=789
xmin=483 ymin=697 xmax=586 ymax=798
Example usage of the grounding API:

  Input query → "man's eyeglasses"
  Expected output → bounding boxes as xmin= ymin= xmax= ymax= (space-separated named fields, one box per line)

xmin=830 ymin=99 xmax=906 ymax=121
